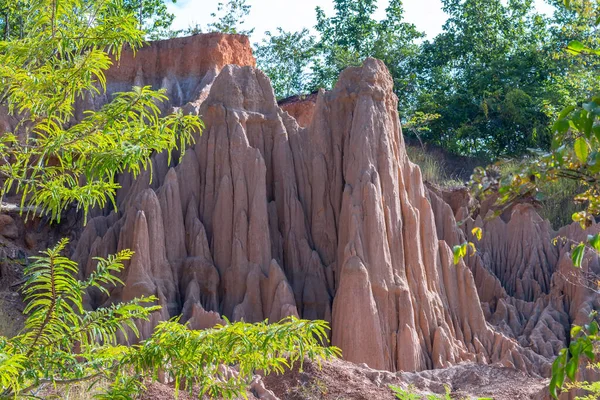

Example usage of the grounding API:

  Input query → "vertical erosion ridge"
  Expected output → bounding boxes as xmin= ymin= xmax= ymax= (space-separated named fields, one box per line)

xmin=72 ymin=35 xmax=600 ymax=377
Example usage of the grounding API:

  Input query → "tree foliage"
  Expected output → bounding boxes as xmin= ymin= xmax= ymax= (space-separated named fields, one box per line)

xmin=411 ymin=0 xmax=555 ymax=157
xmin=0 ymin=0 xmax=178 ymax=40
xmin=121 ymin=0 xmax=178 ymax=40
xmin=253 ymin=0 xmax=599 ymax=159
xmin=207 ymin=0 xmax=254 ymax=36
xmin=313 ymin=0 xmax=423 ymax=105
xmin=0 ymin=240 xmax=339 ymax=399
xmin=253 ymin=0 xmax=422 ymax=103
xmin=254 ymin=28 xmax=317 ymax=99
xmin=0 ymin=0 xmax=201 ymax=223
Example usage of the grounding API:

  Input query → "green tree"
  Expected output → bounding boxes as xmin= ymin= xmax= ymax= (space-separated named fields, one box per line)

xmin=312 ymin=0 xmax=423 ymax=112
xmin=411 ymin=0 xmax=600 ymax=159
xmin=254 ymin=28 xmax=317 ymax=99
xmin=252 ymin=1 xmax=421 ymax=105
xmin=207 ymin=0 xmax=254 ymax=36
xmin=541 ymin=0 xmax=600 ymax=116
xmin=412 ymin=0 xmax=556 ymax=157
xmin=0 ymin=1 xmax=27 ymax=40
xmin=0 ymin=0 xmax=178 ymax=40
xmin=0 ymin=0 xmax=338 ymax=398
xmin=122 ymin=0 xmax=178 ymax=40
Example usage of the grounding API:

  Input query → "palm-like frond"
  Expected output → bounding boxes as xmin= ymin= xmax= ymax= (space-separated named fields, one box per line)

xmin=129 ymin=317 xmax=341 ymax=399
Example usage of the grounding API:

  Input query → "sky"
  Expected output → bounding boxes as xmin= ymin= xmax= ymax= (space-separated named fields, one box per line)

xmin=167 ymin=0 xmax=556 ymax=44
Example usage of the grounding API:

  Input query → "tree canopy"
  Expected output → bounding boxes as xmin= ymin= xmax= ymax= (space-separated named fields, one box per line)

xmin=252 ymin=0 xmax=599 ymax=159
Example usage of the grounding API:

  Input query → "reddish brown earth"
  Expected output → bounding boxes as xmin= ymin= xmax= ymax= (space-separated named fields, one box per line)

xmin=278 ymin=93 xmax=318 ymax=128
xmin=138 ymin=358 xmax=549 ymax=400
xmin=75 ymin=51 xmax=554 ymax=375
xmin=69 ymin=34 xmax=600 ymax=385
xmin=265 ymin=358 xmax=550 ymax=400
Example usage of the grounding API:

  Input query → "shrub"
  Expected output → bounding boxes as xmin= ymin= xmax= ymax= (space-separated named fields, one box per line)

xmin=0 ymin=239 xmax=339 ymax=398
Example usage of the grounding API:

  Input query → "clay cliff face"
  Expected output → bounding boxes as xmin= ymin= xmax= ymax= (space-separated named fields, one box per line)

xmin=280 ymin=92 xmax=600 ymax=382
xmin=68 ymin=34 xmax=600 ymax=379
xmin=278 ymin=93 xmax=317 ymax=128
xmin=427 ymin=185 xmax=600 ymax=359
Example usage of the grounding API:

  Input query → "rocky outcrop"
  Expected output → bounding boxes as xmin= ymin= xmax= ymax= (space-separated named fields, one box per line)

xmin=71 ymin=35 xmax=560 ymax=377
xmin=437 ymin=190 xmax=598 ymax=344
xmin=278 ymin=93 xmax=317 ymax=128
xmin=428 ymin=183 xmax=600 ymax=398
xmin=75 ymin=33 xmax=256 ymax=119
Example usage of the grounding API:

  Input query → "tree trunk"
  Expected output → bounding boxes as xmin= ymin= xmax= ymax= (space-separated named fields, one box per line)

xmin=3 ymin=10 xmax=9 ymax=40
xmin=139 ymin=0 xmax=143 ymax=27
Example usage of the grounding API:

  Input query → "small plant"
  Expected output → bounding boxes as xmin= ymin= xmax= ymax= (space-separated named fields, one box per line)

xmin=390 ymin=385 xmax=423 ymax=400
xmin=0 ymin=239 xmax=340 ymax=398
xmin=288 ymin=378 xmax=328 ymax=400
xmin=391 ymin=384 xmax=493 ymax=400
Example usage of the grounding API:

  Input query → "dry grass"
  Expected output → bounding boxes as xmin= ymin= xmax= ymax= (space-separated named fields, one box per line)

xmin=405 ymin=146 xmax=464 ymax=188
xmin=406 ymin=144 xmax=581 ymax=229
xmin=499 ymin=161 xmax=582 ymax=230
xmin=35 ymin=379 xmax=112 ymax=400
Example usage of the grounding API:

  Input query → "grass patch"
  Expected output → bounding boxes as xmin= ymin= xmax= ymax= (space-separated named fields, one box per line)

xmin=407 ymin=143 xmax=581 ymax=229
xmin=499 ymin=161 xmax=582 ymax=230
xmin=406 ymin=145 xmax=464 ymax=188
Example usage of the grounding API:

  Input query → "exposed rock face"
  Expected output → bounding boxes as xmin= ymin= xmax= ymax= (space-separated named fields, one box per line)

xmin=71 ymin=35 xmax=564 ymax=377
xmin=428 ymin=184 xmax=600 ymax=397
xmin=278 ymin=93 xmax=317 ymax=128
xmin=75 ymin=33 xmax=256 ymax=119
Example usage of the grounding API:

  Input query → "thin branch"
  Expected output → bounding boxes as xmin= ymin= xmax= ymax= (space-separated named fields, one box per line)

xmin=17 ymin=372 xmax=106 ymax=397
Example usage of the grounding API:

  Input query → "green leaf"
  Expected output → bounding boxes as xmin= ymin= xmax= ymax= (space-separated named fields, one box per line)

xmin=559 ymin=105 xmax=576 ymax=120
xmin=565 ymin=357 xmax=577 ymax=381
xmin=556 ymin=366 xmax=565 ymax=388
xmin=567 ymin=40 xmax=585 ymax=55
xmin=549 ymin=375 xmax=558 ymax=399
xmin=572 ymin=243 xmax=586 ymax=268
xmin=467 ymin=242 xmax=477 ymax=256
xmin=553 ymin=119 xmax=570 ymax=135
xmin=571 ymin=325 xmax=583 ymax=338
xmin=588 ymin=234 xmax=600 ymax=252
xmin=574 ymin=137 xmax=589 ymax=163
xmin=452 ymin=244 xmax=468 ymax=265
xmin=593 ymin=126 xmax=600 ymax=143
xmin=453 ymin=245 xmax=462 ymax=265
xmin=471 ymin=227 xmax=483 ymax=241
xmin=590 ymin=320 xmax=599 ymax=335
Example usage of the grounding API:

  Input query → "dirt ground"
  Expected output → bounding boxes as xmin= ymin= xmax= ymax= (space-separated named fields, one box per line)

xmin=261 ymin=358 xmax=550 ymax=400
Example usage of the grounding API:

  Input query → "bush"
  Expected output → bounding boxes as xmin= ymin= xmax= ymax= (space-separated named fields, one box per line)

xmin=405 ymin=146 xmax=464 ymax=188
xmin=0 ymin=239 xmax=339 ymax=398
xmin=499 ymin=161 xmax=583 ymax=229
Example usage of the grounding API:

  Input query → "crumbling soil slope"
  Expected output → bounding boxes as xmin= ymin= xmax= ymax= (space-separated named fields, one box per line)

xmin=72 ymin=34 xmax=564 ymax=377
xmin=264 ymin=358 xmax=550 ymax=400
